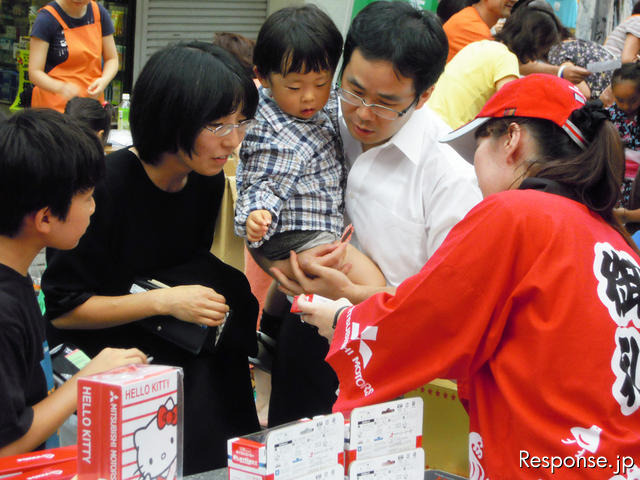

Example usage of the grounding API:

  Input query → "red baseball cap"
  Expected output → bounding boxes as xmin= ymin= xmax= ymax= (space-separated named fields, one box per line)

xmin=441 ymin=74 xmax=588 ymax=163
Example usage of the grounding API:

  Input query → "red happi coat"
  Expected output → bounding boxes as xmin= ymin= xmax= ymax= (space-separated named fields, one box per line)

xmin=327 ymin=187 xmax=640 ymax=479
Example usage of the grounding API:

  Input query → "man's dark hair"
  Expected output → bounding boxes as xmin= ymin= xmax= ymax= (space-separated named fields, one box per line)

xmin=130 ymin=41 xmax=258 ymax=165
xmin=342 ymin=1 xmax=448 ymax=96
xmin=633 ymin=1 xmax=640 ymax=15
xmin=0 ymin=109 xmax=104 ymax=237
xmin=253 ymin=4 xmax=343 ymax=77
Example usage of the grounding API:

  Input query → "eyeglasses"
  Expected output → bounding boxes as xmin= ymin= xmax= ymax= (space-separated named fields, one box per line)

xmin=204 ymin=118 xmax=256 ymax=137
xmin=337 ymin=87 xmax=417 ymax=120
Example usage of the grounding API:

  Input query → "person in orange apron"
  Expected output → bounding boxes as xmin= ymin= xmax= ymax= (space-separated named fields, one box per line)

xmin=29 ymin=0 xmax=118 ymax=113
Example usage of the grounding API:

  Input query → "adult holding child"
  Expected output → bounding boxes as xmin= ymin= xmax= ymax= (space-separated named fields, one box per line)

xmin=295 ymin=74 xmax=640 ymax=478
xmin=42 ymin=42 xmax=260 ymax=473
xmin=267 ymin=1 xmax=482 ymax=425
xmin=29 ymin=0 xmax=118 ymax=112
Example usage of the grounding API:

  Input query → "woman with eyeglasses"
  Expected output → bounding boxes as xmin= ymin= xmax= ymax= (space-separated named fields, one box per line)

xmin=428 ymin=0 xmax=562 ymax=129
xmin=41 ymin=42 xmax=261 ymax=473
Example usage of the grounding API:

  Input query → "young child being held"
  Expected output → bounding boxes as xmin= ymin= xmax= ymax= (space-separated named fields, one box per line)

xmin=607 ymin=63 xmax=640 ymax=231
xmin=0 ymin=109 xmax=146 ymax=456
xmin=234 ymin=5 xmax=385 ymax=297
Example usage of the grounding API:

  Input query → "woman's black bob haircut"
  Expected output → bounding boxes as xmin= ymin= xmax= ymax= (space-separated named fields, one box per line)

xmin=341 ymin=1 xmax=448 ymax=97
xmin=131 ymin=41 xmax=258 ymax=165
xmin=0 ymin=109 xmax=104 ymax=237
xmin=253 ymin=4 xmax=343 ymax=78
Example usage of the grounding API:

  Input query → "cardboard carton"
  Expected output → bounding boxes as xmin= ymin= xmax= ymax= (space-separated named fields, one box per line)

xmin=227 ymin=413 xmax=344 ymax=480
xmin=344 ymin=398 xmax=423 ymax=469
xmin=77 ymin=364 xmax=183 ymax=480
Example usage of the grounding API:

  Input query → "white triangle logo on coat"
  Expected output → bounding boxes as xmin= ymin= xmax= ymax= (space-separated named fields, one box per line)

xmin=350 ymin=322 xmax=378 ymax=368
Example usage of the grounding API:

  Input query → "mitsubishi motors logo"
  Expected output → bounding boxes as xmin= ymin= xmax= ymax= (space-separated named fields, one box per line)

xmin=110 ymin=391 xmax=119 ymax=402
xmin=349 ymin=322 xmax=378 ymax=368
xmin=341 ymin=311 xmax=376 ymax=397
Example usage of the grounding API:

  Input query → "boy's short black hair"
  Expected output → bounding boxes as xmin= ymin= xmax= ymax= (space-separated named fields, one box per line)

xmin=0 ymin=109 xmax=104 ymax=237
xmin=342 ymin=1 xmax=448 ymax=96
xmin=130 ymin=41 xmax=258 ymax=165
xmin=253 ymin=4 xmax=343 ymax=78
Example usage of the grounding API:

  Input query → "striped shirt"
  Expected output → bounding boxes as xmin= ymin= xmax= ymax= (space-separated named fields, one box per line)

xmin=235 ymin=87 xmax=345 ymax=247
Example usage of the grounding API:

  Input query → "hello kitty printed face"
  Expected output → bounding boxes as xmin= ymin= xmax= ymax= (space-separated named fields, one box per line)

xmin=133 ymin=398 xmax=178 ymax=480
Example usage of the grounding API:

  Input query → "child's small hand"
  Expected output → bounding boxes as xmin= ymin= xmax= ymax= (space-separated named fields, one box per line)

xmin=247 ymin=209 xmax=272 ymax=242
xmin=78 ymin=347 xmax=148 ymax=377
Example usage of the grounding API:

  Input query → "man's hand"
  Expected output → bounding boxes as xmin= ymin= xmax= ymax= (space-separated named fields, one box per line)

xmin=247 ymin=209 xmax=272 ymax=242
xmin=297 ymin=242 xmax=351 ymax=272
xmin=271 ymin=250 xmax=356 ymax=300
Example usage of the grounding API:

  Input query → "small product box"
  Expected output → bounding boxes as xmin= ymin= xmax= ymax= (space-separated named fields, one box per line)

xmin=77 ymin=364 xmax=183 ymax=480
xmin=227 ymin=413 xmax=344 ymax=480
xmin=347 ymin=449 xmax=425 ymax=479
xmin=344 ymin=398 xmax=423 ymax=469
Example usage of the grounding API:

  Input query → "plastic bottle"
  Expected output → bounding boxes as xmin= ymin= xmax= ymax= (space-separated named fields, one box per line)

xmin=117 ymin=93 xmax=130 ymax=130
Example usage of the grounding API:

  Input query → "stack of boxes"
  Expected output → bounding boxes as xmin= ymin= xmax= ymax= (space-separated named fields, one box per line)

xmin=227 ymin=413 xmax=345 ymax=480
xmin=344 ymin=398 xmax=424 ymax=479
xmin=228 ymin=398 xmax=425 ymax=479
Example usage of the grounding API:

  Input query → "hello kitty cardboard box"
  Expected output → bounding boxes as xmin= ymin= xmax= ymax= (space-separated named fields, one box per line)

xmin=344 ymin=398 xmax=423 ymax=469
xmin=227 ymin=413 xmax=344 ymax=480
xmin=76 ymin=364 xmax=183 ymax=480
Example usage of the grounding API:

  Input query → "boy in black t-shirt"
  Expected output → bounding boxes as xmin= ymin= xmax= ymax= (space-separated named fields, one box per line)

xmin=0 ymin=109 xmax=147 ymax=456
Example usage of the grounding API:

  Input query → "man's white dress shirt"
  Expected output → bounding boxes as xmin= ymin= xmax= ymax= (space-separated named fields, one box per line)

xmin=340 ymin=105 xmax=482 ymax=286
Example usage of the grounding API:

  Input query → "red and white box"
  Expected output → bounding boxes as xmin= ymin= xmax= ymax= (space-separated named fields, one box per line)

xmin=347 ymin=448 xmax=424 ymax=479
xmin=227 ymin=413 xmax=344 ymax=480
xmin=344 ymin=398 xmax=423 ymax=469
xmin=0 ymin=446 xmax=77 ymax=479
xmin=77 ymin=364 xmax=183 ymax=480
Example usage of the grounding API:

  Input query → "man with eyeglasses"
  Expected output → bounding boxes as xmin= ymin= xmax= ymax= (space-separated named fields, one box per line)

xmin=332 ymin=1 xmax=482 ymax=290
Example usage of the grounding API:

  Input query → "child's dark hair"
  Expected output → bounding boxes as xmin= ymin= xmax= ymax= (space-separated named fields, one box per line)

xmin=611 ymin=62 xmax=640 ymax=88
xmin=342 ymin=1 xmax=447 ymax=96
xmin=64 ymin=96 xmax=113 ymax=145
xmin=634 ymin=1 xmax=640 ymax=15
xmin=495 ymin=1 xmax=561 ymax=63
xmin=476 ymin=107 xmax=639 ymax=254
xmin=253 ymin=4 xmax=343 ymax=78
xmin=213 ymin=32 xmax=256 ymax=79
xmin=131 ymin=41 xmax=258 ymax=166
xmin=0 ymin=109 xmax=104 ymax=237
